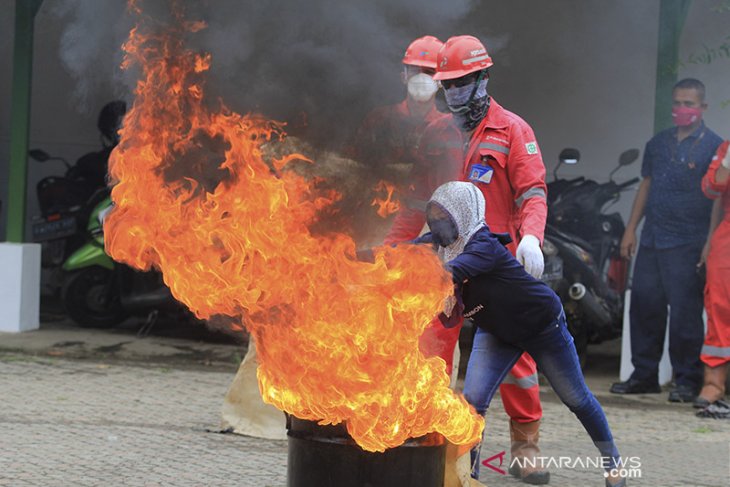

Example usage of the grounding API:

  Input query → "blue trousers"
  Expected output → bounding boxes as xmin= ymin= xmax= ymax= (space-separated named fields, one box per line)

xmin=463 ymin=311 xmax=620 ymax=478
xmin=630 ymin=243 xmax=705 ymax=389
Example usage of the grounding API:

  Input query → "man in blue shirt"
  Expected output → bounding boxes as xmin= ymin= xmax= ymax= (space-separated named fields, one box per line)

xmin=611 ymin=78 xmax=723 ymax=402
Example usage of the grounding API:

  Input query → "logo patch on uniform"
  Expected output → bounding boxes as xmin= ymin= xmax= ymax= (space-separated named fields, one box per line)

xmin=468 ymin=163 xmax=494 ymax=184
xmin=525 ymin=142 xmax=538 ymax=155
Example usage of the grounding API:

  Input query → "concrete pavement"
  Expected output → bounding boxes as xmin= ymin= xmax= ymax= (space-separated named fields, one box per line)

xmin=1 ymin=317 xmax=729 ymax=486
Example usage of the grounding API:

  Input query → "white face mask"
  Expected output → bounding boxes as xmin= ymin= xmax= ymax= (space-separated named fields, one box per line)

xmin=407 ymin=73 xmax=438 ymax=102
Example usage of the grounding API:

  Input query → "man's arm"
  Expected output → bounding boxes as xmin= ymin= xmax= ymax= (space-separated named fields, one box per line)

xmin=506 ymin=123 xmax=548 ymax=243
xmin=714 ymin=142 xmax=730 ymax=185
xmin=620 ymin=177 xmax=651 ymax=259
xmin=717 ymin=165 xmax=730 ymax=185
xmin=700 ymin=198 xmax=723 ymax=266
xmin=702 ymin=141 xmax=729 ymax=198
xmin=504 ymin=122 xmax=547 ymax=278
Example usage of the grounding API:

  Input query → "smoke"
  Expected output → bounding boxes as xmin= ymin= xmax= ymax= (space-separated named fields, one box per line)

xmin=49 ymin=0 xmax=515 ymax=245
xmin=50 ymin=0 xmax=132 ymax=113
xmin=49 ymin=0 xmax=498 ymax=148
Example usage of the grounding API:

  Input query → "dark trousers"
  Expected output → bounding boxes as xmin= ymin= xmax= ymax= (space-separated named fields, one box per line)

xmin=630 ymin=243 xmax=705 ymax=389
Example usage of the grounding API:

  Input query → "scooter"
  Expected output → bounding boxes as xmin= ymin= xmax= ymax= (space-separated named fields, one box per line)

xmin=29 ymin=149 xmax=109 ymax=269
xmin=541 ymin=148 xmax=639 ymax=366
xmin=30 ymin=101 xmax=126 ymax=271
xmin=61 ymin=197 xmax=180 ymax=328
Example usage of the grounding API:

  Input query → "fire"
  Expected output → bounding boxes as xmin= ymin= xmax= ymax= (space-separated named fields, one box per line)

xmin=371 ymin=180 xmax=401 ymax=218
xmin=106 ymin=2 xmax=482 ymax=452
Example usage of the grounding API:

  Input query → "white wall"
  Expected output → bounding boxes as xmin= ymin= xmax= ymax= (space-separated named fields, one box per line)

xmin=1 ymin=1 xmax=728 ymax=240
xmin=681 ymin=1 xmax=730 ymax=137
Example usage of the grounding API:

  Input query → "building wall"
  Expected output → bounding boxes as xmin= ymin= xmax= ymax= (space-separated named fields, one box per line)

xmin=1 ymin=1 xmax=728 ymax=240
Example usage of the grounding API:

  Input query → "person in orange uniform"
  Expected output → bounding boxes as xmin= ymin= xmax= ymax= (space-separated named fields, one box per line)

xmin=427 ymin=35 xmax=550 ymax=484
xmin=352 ymin=36 xmax=465 ymax=378
xmin=351 ymin=36 xmax=450 ymax=244
xmin=697 ymin=140 xmax=730 ymax=418
xmin=372 ymin=35 xmax=456 ymax=245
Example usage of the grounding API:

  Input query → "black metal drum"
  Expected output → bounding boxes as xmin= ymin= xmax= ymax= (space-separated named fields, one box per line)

xmin=287 ymin=416 xmax=446 ymax=487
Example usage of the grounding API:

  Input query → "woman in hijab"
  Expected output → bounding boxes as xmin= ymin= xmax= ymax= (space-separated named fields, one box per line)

xmin=417 ymin=181 xmax=625 ymax=487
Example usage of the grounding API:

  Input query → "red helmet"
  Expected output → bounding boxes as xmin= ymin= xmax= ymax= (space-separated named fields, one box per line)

xmin=433 ymin=35 xmax=493 ymax=81
xmin=402 ymin=35 xmax=444 ymax=69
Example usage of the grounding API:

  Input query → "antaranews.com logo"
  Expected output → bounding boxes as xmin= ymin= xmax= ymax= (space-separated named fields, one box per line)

xmin=483 ymin=452 xmax=642 ymax=479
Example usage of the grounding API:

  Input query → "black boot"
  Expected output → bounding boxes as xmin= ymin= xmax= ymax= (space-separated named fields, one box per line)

xmin=610 ymin=378 xmax=660 ymax=394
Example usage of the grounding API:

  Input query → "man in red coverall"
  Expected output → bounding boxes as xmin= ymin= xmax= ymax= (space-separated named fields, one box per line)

xmin=697 ymin=140 xmax=730 ymax=418
xmin=352 ymin=37 xmax=465 ymax=380
xmin=350 ymin=35 xmax=449 ymax=208
xmin=426 ymin=35 xmax=550 ymax=484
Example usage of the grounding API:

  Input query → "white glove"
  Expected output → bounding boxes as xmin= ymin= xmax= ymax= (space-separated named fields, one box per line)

xmin=516 ymin=234 xmax=544 ymax=279
xmin=722 ymin=147 xmax=730 ymax=169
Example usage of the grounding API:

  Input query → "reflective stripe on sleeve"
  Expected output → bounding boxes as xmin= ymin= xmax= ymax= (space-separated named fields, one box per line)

xmin=502 ymin=372 xmax=539 ymax=389
xmin=702 ymin=344 xmax=730 ymax=358
xmin=478 ymin=142 xmax=510 ymax=155
xmin=515 ymin=187 xmax=547 ymax=207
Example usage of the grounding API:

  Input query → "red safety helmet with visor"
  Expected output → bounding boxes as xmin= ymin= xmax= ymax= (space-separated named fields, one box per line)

xmin=403 ymin=35 xmax=444 ymax=79
xmin=403 ymin=35 xmax=444 ymax=69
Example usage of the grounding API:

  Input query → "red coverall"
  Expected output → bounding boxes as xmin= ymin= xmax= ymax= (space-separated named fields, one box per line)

xmin=350 ymin=100 xmax=447 ymax=243
xmin=418 ymin=98 xmax=548 ymax=423
xmin=701 ymin=140 xmax=730 ymax=368
xmin=351 ymin=99 xmax=445 ymax=169
xmin=365 ymin=101 xmax=462 ymax=370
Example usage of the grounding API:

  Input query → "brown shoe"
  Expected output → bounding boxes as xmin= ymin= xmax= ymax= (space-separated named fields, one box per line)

xmin=697 ymin=364 xmax=728 ymax=406
xmin=605 ymin=472 xmax=627 ymax=486
xmin=508 ymin=419 xmax=550 ymax=485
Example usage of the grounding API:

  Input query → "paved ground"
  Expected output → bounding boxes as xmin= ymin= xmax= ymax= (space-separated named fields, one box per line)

xmin=1 ymin=317 xmax=729 ymax=487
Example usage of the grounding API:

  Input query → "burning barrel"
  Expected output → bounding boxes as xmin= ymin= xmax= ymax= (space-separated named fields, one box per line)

xmin=287 ymin=416 xmax=446 ymax=487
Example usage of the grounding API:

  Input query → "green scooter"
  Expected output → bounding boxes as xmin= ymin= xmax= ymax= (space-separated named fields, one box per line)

xmin=62 ymin=197 xmax=176 ymax=327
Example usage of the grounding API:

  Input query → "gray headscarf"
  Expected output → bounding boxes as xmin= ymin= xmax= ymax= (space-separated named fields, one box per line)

xmin=428 ymin=181 xmax=487 ymax=263
xmin=427 ymin=182 xmax=486 ymax=317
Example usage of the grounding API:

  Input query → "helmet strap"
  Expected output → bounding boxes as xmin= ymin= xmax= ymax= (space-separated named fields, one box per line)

xmin=464 ymin=70 xmax=485 ymax=106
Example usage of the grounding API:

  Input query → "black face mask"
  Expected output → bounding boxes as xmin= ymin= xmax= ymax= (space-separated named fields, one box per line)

xmin=428 ymin=217 xmax=458 ymax=247
xmin=452 ymin=95 xmax=489 ymax=132
xmin=426 ymin=203 xmax=459 ymax=247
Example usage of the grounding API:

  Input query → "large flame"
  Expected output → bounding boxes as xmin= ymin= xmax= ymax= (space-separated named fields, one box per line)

xmin=106 ymin=2 xmax=482 ymax=452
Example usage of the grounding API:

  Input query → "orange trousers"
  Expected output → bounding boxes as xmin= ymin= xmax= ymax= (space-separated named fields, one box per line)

xmin=702 ymin=223 xmax=730 ymax=368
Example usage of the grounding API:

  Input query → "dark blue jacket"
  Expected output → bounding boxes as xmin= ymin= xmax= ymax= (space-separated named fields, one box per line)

xmin=424 ymin=227 xmax=563 ymax=343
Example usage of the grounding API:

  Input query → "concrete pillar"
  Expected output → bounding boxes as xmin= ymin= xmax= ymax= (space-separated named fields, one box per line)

xmin=0 ymin=243 xmax=41 ymax=332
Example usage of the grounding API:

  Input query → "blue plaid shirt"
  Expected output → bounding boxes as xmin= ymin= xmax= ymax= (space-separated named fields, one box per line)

xmin=641 ymin=122 xmax=723 ymax=249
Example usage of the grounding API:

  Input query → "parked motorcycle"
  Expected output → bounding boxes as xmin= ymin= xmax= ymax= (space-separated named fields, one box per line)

xmin=541 ymin=148 xmax=639 ymax=366
xmin=30 ymin=101 xmax=127 ymax=271
xmin=29 ymin=149 xmax=109 ymax=269
xmin=61 ymin=196 xmax=181 ymax=328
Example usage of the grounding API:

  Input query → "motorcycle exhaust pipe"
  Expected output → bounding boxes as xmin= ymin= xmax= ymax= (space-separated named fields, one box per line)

xmin=121 ymin=287 xmax=177 ymax=313
xmin=568 ymin=283 xmax=612 ymax=329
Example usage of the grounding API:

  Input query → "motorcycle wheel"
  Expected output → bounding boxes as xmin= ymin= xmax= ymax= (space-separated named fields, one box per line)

xmin=62 ymin=267 xmax=128 ymax=327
